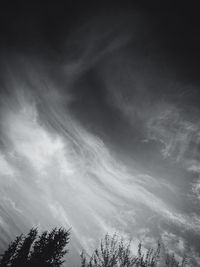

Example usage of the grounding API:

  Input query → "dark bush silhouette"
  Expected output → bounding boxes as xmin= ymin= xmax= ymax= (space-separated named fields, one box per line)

xmin=0 ymin=228 xmax=70 ymax=267
xmin=0 ymin=229 xmax=190 ymax=267
xmin=80 ymin=233 xmax=160 ymax=267
xmin=0 ymin=235 xmax=23 ymax=267
xmin=80 ymin=233 xmax=188 ymax=267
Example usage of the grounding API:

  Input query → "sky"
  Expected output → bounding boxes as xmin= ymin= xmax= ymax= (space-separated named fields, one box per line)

xmin=0 ymin=2 xmax=200 ymax=265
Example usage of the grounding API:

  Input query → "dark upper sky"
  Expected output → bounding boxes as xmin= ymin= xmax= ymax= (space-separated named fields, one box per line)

xmin=0 ymin=2 xmax=200 ymax=68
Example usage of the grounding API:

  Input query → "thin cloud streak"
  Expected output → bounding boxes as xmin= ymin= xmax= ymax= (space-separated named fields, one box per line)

xmin=0 ymin=82 xmax=199 ymax=256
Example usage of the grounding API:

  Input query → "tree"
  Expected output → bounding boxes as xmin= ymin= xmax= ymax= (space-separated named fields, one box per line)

xmin=0 ymin=230 xmax=190 ymax=267
xmin=80 ymin=233 xmax=137 ymax=267
xmin=11 ymin=228 xmax=37 ymax=267
xmin=0 ymin=235 xmax=23 ymax=267
xmin=80 ymin=233 xmax=187 ymax=267
xmin=0 ymin=228 xmax=70 ymax=267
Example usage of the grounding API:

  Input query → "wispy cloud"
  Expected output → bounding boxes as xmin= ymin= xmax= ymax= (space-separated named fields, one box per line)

xmin=0 ymin=153 xmax=15 ymax=177
xmin=0 ymin=26 xmax=199 ymax=263
xmin=0 ymin=81 xmax=199 ymax=258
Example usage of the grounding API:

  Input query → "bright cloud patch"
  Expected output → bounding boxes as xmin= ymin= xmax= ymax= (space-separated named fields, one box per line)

xmin=0 ymin=154 xmax=14 ymax=177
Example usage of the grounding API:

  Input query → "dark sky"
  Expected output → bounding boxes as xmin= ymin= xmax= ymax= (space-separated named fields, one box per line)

xmin=0 ymin=2 xmax=200 ymax=266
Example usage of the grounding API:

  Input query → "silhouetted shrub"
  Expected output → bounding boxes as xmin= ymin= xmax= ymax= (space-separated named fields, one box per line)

xmin=0 ymin=228 xmax=70 ymax=267
xmin=80 ymin=233 xmax=188 ymax=267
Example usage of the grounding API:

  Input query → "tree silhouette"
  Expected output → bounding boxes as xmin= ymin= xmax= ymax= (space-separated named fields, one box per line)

xmin=80 ymin=233 xmax=138 ymax=267
xmin=29 ymin=228 xmax=70 ymax=267
xmin=0 ymin=230 xmax=190 ymax=266
xmin=11 ymin=228 xmax=37 ymax=267
xmin=0 ymin=235 xmax=23 ymax=267
xmin=80 ymin=233 xmax=187 ymax=267
xmin=0 ymin=228 xmax=70 ymax=267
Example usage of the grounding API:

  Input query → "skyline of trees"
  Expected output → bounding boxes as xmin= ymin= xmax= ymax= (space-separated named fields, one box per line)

xmin=0 ymin=228 xmax=191 ymax=267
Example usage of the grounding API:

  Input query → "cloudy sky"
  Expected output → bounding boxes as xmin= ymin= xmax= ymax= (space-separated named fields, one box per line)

xmin=0 ymin=2 xmax=200 ymax=265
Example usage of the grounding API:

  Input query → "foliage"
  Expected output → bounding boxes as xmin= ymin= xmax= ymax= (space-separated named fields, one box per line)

xmin=80 ymin=234 xmax=189 ymax=267
xmin=0 ymin=235 xmax=23 ymax=267
xmin=0 ymin=228 xmax=70 ymax=267
xmin=0 ymin=229 xmax=193 ymax=267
